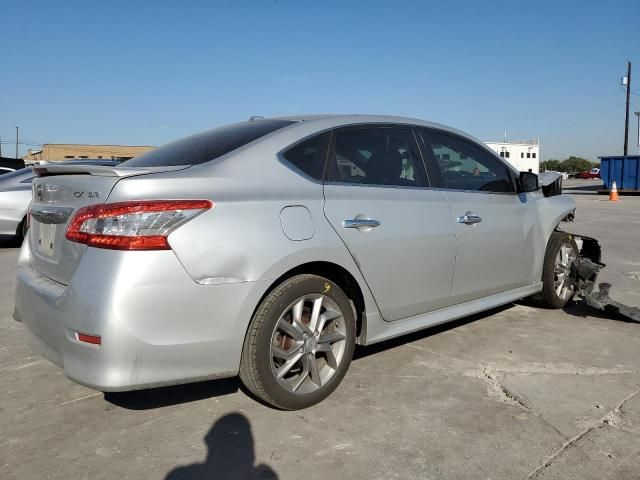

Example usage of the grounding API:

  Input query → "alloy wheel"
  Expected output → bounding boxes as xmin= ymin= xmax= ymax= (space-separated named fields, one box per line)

xmin=269 ymin=294 xmax=347 ymax=395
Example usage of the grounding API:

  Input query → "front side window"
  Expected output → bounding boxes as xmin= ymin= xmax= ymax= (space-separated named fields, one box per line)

xmin=420 ymin=130 xmax=514 ymax=193
xmin=328 ymin=127 xmax=426 ymax=187
xmin=282 ymin=132 xmax=329 ymax=180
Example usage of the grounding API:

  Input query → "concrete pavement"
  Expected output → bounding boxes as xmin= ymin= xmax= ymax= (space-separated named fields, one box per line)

xmin=1 ymin=181 xmax=639 ymax=479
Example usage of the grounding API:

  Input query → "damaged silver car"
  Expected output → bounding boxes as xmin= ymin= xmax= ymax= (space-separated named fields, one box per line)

xmin=15 ymin=115 xmax=598 ymax=409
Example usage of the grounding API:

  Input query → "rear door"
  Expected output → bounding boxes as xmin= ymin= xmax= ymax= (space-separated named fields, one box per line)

xmin=418 ymin=128 xmax=536 ymax=305
xmin=322 ymin=125 xmax=456 ymax=321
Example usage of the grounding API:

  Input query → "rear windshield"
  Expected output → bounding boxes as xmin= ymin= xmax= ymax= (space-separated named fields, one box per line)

xmin=122 ymin=119 xmax=295 ymax=167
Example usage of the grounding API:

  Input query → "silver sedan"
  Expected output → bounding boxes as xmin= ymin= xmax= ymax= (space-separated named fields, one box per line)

xmin=15 ymin=115 xmax=579 ymax=409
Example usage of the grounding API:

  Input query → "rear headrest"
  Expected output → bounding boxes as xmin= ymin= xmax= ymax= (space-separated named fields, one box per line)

xmin=367 ymin=150 xmax=403 ymax=184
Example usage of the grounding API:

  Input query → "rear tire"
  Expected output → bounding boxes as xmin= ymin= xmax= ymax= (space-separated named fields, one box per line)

xmin=239 ymin=274 xmax=355 ymax=410
xmin=532 ymin=231 xmax=579 ymax=308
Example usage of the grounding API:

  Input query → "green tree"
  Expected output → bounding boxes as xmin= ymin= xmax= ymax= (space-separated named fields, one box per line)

xmin=561 ymin=156 xmax=593 ymax=173
xmin=540 ymin=159 xmax=561 ymax=171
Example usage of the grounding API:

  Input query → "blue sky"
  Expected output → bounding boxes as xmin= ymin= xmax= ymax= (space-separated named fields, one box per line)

xmin=1 ymin=0 xmax=639 ymax=160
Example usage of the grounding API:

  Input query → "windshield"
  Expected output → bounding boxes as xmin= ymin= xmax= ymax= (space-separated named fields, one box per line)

xmin=121 ymin=119 xmax=295 ymax=167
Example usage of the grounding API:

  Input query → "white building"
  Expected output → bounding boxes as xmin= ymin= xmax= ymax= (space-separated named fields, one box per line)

xmin=484 ymin=139 xmax=540 ymax=173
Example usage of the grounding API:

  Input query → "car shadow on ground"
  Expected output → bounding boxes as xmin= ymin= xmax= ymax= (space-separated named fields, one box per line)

xmin=164 ymin=412 xmax=279 ymax=480
xmin=563 ymin=299 xmax=640 ymax=324
xmin=104 ymin=377 xmax=240 ymax=410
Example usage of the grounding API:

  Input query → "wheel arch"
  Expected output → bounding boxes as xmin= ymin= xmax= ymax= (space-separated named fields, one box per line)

xmin=250 ymin=261 xmax=368 ymax=342
xmin=530 ymin=194 xmax=577 ymax=282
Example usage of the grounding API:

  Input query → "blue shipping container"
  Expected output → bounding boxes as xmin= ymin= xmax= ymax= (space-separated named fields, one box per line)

xmin=599 ymin=156 xmax=640 ymax=191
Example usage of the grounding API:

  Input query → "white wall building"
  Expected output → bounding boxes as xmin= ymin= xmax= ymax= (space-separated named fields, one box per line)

xmin=484 ymin=139 xmax=540 ymax=173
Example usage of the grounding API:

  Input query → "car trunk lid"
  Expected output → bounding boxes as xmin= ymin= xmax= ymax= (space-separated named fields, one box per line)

xmin=28 ymin=164 xmax=186 ymax=285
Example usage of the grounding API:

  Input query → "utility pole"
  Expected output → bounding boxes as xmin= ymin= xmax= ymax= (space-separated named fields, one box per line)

xmin=623 ymin=61 xmax=632 ymax=156
xmin=635 ymin=111 xmax=640 ymax=150
xmin=15 ymin=126 xmax=19 ymax=159
xmin=0 ymin=136 xmax=3 ymax=157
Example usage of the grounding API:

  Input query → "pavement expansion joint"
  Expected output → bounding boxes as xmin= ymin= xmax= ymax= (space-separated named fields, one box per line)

xmin=527 ymin=388 xmax=640 ymax=478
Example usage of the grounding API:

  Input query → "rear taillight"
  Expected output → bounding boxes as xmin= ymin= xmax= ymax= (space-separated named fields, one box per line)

xmin=66 ymin=200 xmax=213 ymax=250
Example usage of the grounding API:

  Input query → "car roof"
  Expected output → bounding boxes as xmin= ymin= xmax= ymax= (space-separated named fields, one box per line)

xmin=267 ymin=114 xmax=487 ymax=149
xmin=271 ymin=113 xmax=453 ymax=130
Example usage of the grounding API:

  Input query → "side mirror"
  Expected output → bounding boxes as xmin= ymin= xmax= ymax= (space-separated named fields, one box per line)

xmin=519 ymin=171 xmax=539 ymax=193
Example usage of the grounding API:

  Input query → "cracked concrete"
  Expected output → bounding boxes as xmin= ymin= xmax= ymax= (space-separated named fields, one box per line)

xmin=475 ymin=367 xmax=536 ymax=411
xmin=529 ymin=389 xmax=640 ymax=479
xmin=1 ymin=181 xmax=639 ymax=479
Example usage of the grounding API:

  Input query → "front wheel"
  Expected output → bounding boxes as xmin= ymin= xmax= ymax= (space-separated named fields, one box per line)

xmin=239 ymin=274 xmax=355 ymax=410
xmin=533 ymin=231 xmax=579 ymax=308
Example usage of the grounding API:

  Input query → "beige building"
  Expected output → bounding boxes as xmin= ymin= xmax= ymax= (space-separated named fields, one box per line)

xmin=23 ymin=144 xmax=155 ymax=163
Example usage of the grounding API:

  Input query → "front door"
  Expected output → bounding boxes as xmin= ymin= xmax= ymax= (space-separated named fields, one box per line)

xmin=323 ymin=126 xmax=456 ymax=321
xmin=419 ymin=128 xmax=536 ymax=305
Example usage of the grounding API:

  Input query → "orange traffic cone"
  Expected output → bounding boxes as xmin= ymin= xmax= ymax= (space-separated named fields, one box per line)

xmin=609 ymin=181 xmax=619 ymax=201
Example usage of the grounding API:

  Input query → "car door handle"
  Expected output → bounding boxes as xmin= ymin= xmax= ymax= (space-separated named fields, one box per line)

xmin=457 ymin=212 xmax=482 ymax=225
xmin=343 ymin=218 xmax=381 ymax=229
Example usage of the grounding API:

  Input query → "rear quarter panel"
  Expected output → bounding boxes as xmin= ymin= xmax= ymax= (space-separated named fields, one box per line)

xmin=106 ymin=150 xmax=380 ymax=325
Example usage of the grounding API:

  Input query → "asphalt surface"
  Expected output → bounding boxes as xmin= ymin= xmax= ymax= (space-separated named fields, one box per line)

xmin=1 ymin=179 xmax=639 ymax=479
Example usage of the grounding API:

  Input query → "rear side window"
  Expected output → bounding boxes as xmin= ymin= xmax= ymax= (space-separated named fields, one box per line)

xmin=328 ymin=127 xmax=426 ymax=187
xmin=282 ymin=132 xmax=330 ymax=180
xmin=122 ymin=119 xmax=295 ymax=167
xmin=420 ymin=129 xmax=515 ymax=193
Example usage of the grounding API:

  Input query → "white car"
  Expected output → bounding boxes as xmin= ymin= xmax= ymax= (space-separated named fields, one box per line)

xmin=0 ymin=160 xmax=118 ymax=243
xmin=0 ymin=167 xmax=34 ymax=241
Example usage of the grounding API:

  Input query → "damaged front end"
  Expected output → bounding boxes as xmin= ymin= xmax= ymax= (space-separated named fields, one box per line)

xmin=567 ymin=234 xmax=640 ymax=322
xmin=538 ymin=171 xmax=564 ymax=197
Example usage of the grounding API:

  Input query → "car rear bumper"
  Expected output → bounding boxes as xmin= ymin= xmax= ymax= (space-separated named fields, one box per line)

xmin=14 ymin=241 xmax=266 ymax=391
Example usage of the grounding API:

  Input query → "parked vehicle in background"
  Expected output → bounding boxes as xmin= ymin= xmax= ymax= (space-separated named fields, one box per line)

xmin=543 ymin=170 xmax=568 ymax=180
xmin=15 ymin=115 xmax=579 ymax=410
xmin=578 ymin=168 xmax=600 ymax=179
xmin=0 ymin=160 xmax=117 ymax=244
xmin=0 ymin=157 xmax=25 ymax=171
